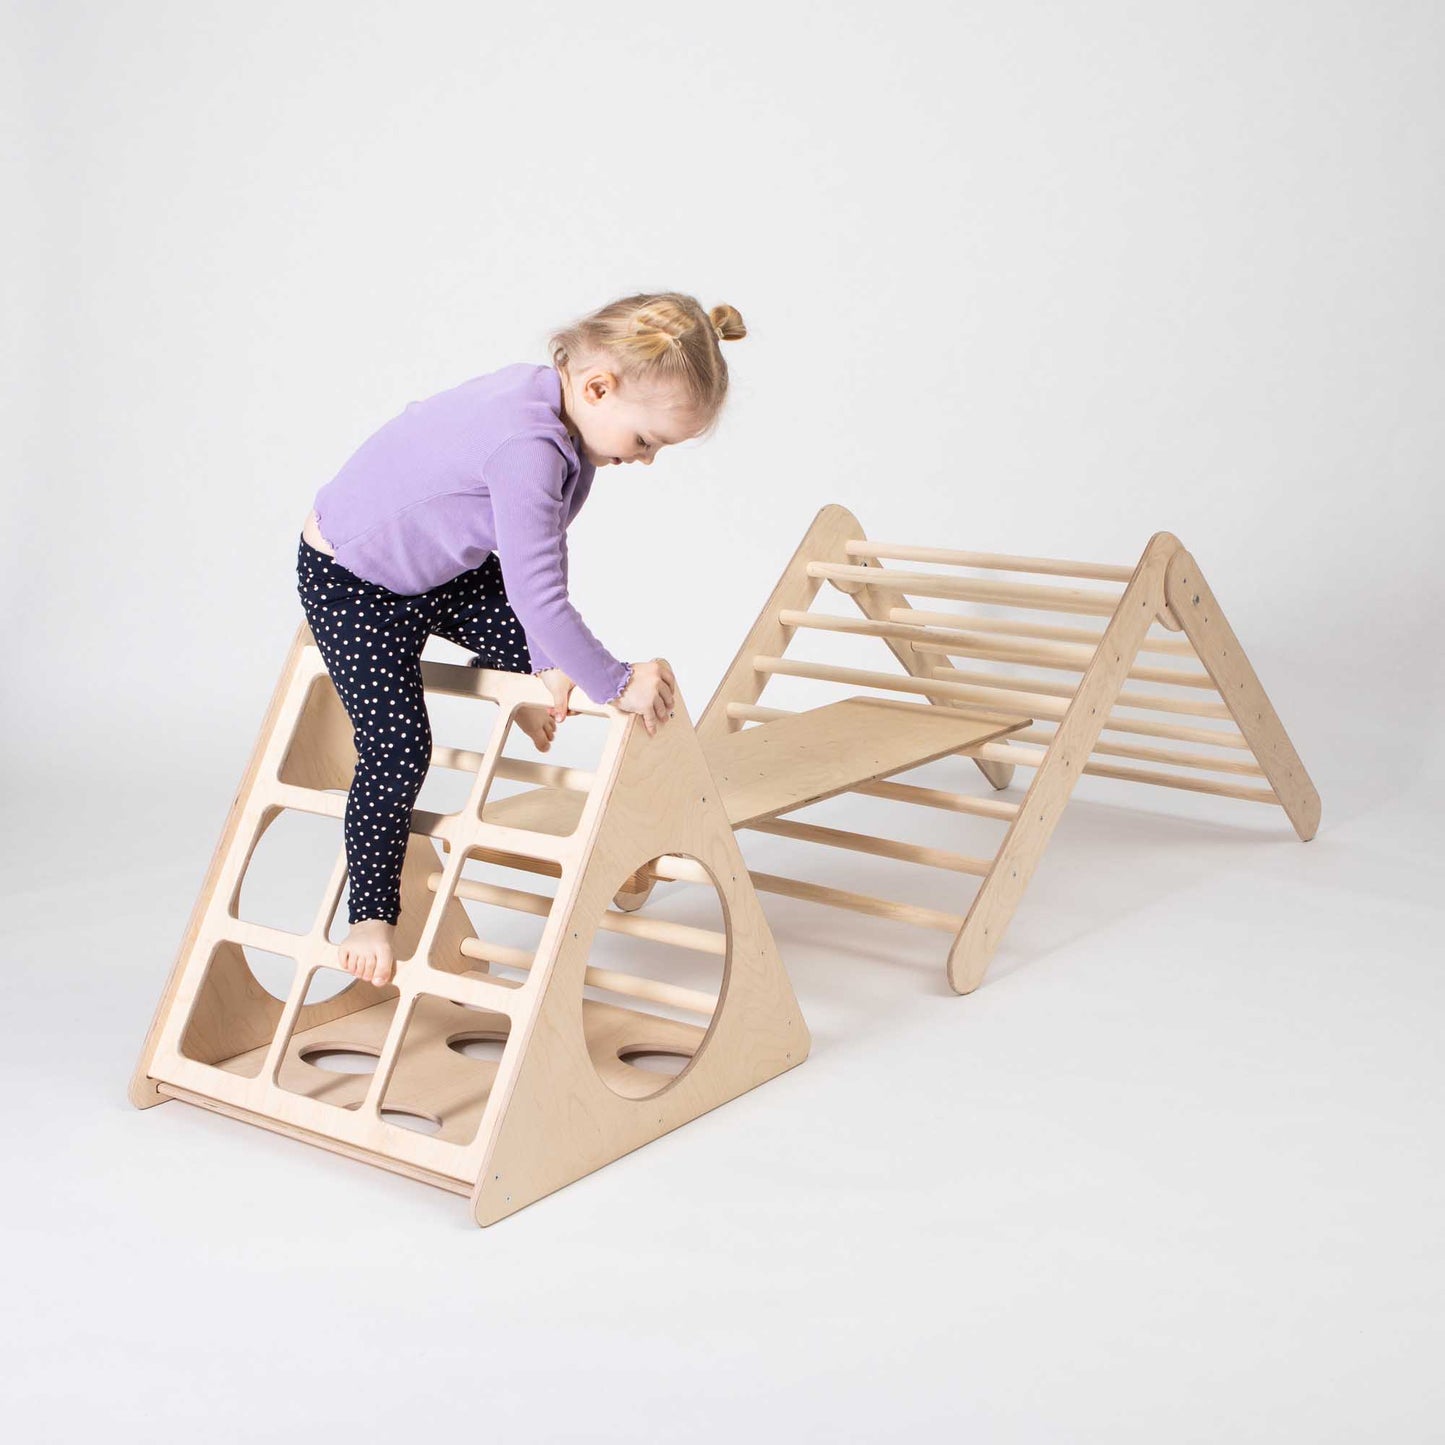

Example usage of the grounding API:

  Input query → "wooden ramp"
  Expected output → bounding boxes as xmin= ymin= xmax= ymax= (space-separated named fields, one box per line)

xmin=131 ymin=634 xmax=807 ymax=1227
xmin=483 ymin=696 xmax=1027 ymax=836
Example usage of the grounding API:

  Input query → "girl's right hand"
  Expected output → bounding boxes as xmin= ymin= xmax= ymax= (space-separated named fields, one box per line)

xmin=615 ymin=659 xmax=677 ymax=736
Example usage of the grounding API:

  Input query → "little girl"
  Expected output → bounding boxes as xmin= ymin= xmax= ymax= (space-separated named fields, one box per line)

xmin=295 ymin=290 xmax=746 ymax=987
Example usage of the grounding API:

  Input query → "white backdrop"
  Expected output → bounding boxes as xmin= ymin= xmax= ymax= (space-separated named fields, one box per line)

xmin=5 ymin=2 xmax=1443 ymax=1440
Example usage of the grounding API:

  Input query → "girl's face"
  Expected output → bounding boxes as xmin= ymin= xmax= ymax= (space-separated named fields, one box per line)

xmin=557 ymin=362 xmax=702 ymax=469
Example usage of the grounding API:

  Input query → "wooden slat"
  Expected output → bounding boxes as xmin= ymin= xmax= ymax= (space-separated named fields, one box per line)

xmin=843 ymin=539 xmax=1136 ymax=582
xmin=441 ymin=874 xmax=730 ymax=956
xmin=807 ymin=562 xmax=1123 ymax=617
xmin=920 ymin=665 xmax=1233 ymax=720
xmin=747 ymin=871 xmax=966 ymax=932
xmin=1012 ymin=727 xmax=1268 ymax=777
xmin=744 ymin=817 xmax=993 ymax=876
xmin=893 ymin=608 xmax=1199 ymax=658
xmin=851 ymin=778 xmax=1021 ymax=821
xmin=751 ymin=656 xmax=1252 ymax=749
xmin=778 ymin=610 xmax=1214 ymax=688
xmin=972 ymin=742 xmax=1282 ymax=805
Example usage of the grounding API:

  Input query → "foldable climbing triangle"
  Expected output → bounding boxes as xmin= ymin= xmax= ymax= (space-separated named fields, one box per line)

xmin=678 ymin=504 xmax=1321 ymax=996
xmin=131 ymin=625 xmax=808 ymax=1226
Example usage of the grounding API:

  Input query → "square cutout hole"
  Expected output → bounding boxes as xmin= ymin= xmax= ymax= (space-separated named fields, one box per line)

xmin=234 ymin=808 xmax=343 ymax=935
xmin=477 ymin=708 xmax=612 ymax=839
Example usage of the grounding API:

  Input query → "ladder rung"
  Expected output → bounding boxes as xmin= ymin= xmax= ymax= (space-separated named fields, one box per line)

xmin=435 ymin=874 xmax=729 ymax=956
xmin=747 ymin=870 xmax=965 ymax=933
xmin=807 ymin=562 xmax=1122 ymax=617
xmin=843 ymin=539 xmax=1136 ymax=583
xmin=745 ymin=817 xmax=992 ymax=876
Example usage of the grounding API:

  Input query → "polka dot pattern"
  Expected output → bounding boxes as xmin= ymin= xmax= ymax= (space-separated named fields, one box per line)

xmin=295 ymin=533 xmax=532 ymax=926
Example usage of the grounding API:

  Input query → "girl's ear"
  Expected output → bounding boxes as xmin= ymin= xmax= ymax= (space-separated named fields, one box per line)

xmin=584 ymin=370 xmax=618 ymax=403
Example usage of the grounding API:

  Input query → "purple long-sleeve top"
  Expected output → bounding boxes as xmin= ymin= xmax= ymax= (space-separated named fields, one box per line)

xmin=312 ymin=362 xmax=632 ymax=706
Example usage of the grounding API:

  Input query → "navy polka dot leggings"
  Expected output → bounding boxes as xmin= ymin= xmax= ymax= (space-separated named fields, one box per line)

xmin=295 ymin=533 xmax=534 ymax=926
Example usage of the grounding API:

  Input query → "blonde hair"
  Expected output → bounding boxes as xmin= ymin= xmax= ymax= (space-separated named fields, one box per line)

xmin=548 ymin=291 xmax=746 ymax=437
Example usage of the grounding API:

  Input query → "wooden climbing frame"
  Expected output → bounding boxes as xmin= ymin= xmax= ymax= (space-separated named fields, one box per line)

xmin=682 ymin=503 xmax=1320 ymax=994
xmin=131 ymin=635 xmax=809 ymax=1226
xmin=132 ymin=501 xmax=1319 ymax=1223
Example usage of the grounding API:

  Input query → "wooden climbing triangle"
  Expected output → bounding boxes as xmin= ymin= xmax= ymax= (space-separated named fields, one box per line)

xmin=678 ymin=503 xmax=1321 ymax=994
xmin=131 ymin=629 xmax=808 ymax=1226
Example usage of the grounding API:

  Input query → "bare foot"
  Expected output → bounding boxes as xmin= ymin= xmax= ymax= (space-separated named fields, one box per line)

xmin=338 ymin=918 xmax=397 ymax=986
xmin=514 ymin=704 xmax=557 ymax=752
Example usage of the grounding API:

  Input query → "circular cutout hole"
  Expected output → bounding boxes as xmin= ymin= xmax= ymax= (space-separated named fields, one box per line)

xmin=447 ymin=1033 xmax=508 ymax=1063
xmin=300 ymin=1046 xmax=379 ymax=1075
xmin=587 ymin=851 xmax=729 ymax=1100
xmin=618 ymin=1048 xmax=693 ymax=1077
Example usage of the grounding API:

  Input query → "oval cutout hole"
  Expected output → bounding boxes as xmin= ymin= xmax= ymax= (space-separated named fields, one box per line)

xmin=619 ymin=1048 xmax=693 ymax=1077
xmin=380 ymin=1108 xmax=442 ymax=1136
xmin=448 ymin=1033 xmax=507 ymax=1063
xmin=300 ymin=1047 xmax=378 ymax=1075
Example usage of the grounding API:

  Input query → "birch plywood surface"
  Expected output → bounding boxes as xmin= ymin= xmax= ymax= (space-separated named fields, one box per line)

xmin=484 ymin=695 xmax=1031 ymax=838
xmin=706 ymin=696 xmax=1030 ymax=828
xmin=132 ymin=635 xmax=810 ymax=1226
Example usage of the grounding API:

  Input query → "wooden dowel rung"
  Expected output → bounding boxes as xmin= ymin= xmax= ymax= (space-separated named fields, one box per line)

xmin=458 ymin=936 xmax=717 ymax=1015
xmin=1012 ymin=727 xmax=1268 ymax=777
xmin=975 ymin=742 xmax=1047 ymax=767
xmin=913 ymin=640 xmax=1213 ymax=691
xmin=924 ymin=665 xmax=1233 ymax=719
xmin=851 ymin=778 xmax=1021 ymax=820
xmin=752 ymin=655 xmax=1023 ymax=715
xmin=444 ymin=875 xmax=553 ymax=917
xmin=844 ymin=539 xmax=1136 ymax=582
xmin=973 ymin=743 xmax=1281 ymax=803
xmin=744 ymin=817 xmax=993 ymax=876
xmin=746 ymin=871 xmax=966 ymax=932
xmin=457 ymin=937 xmax=536 ymax=970
xmin=778 ymin=608 xmax=1213 ymax=690
xmin=436 ymin=874 xmax=729 ymax=956
xmin=590 ymin=907 xmax=731 ymax=957
xmin=1079 ymin=761 xmax=1281 ymax=805
xmin=929 ymin=675 xmax=1250 ymax=748
xmin=580 ymin=966 xmax=720 ymax=1017
xmin=647 ymin=855 xmax=713 ymax=885
xmin=806 ymin=563 xmax=1123 ymax=617
xmin=893 ymin=608 xmax=1198 ymax=658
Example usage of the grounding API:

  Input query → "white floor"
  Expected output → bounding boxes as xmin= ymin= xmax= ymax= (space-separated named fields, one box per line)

xmin=5 ymin=765 xmax=1442 ymax=1443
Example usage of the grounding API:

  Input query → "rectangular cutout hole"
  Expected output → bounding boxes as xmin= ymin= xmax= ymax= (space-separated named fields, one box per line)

xmin=477 ymin=708 xmax=612 ymax=838
xmin=178 ymin=943 xmax=297 ymax=1079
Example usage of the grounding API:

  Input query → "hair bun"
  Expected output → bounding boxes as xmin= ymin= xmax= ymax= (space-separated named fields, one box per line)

xmin=709 ymin=304 xmax=747 ymax=343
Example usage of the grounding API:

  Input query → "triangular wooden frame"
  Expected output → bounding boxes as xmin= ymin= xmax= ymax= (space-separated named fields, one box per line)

xmin=131 ymin=624 xmax=808 ymax=1226
xmin=693 ymin=504 xmax=1320 ymax=995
